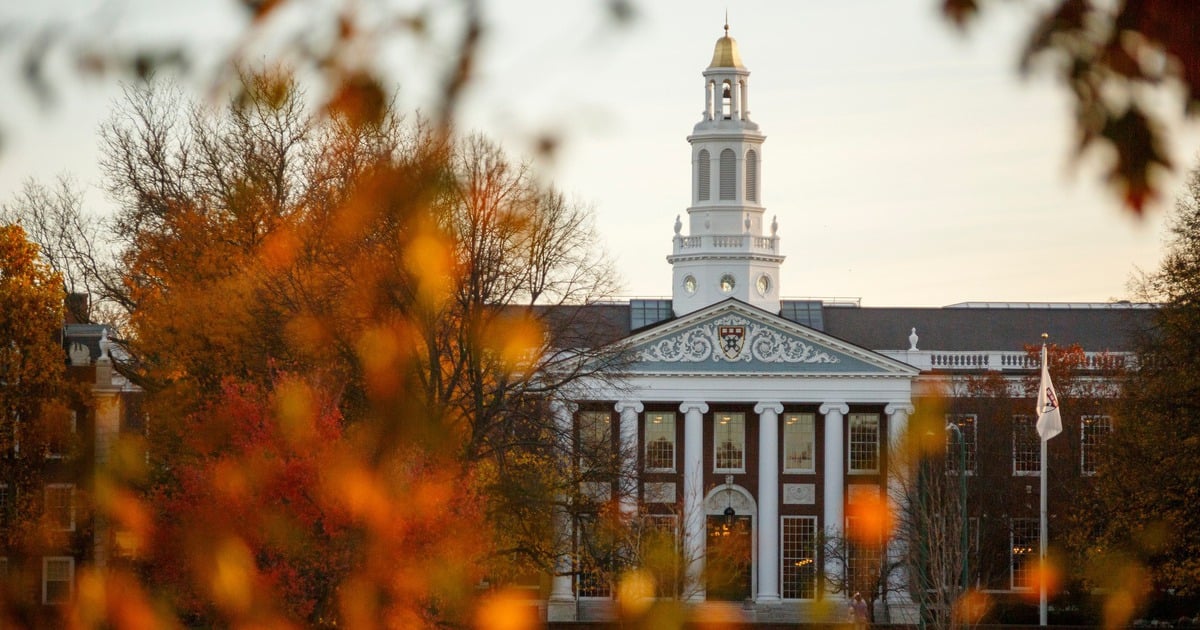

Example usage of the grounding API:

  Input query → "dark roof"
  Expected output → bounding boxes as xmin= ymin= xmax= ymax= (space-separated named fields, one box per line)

xmin=532 ymin=301 xmax=1156 ymax=354
xmin=821 ymin=306 xmax=1155 ymax=353
xmin=535 ymin=303 xmax=632 ymax=348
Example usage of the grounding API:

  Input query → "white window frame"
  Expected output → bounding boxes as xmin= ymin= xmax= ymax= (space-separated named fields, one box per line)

xmin=45 ymin=483 xmax=75 ymax=532
xmin=577 ymin=411 xmax=612 ymax=475
xmin=42 ymin=556 xmax=74 ymax=604
xmin=780 ymin=515 xmax=818 ymax=600
xmin=576 ymin=514 xmax=613 ymax=599
xmin=1012 ymin=415 xmax=1040 ymax=476
xmin=1080 ymin=415 xmax=1112 ymax=476
xmin=782 ymin=413 xmax=816 ymax=473
xmin=712 ymin=411 xmax=745 ymax=473
xmin=847 ymin=413 xmax=880 ymax=474
xmin=641 ymin=514 xmax=679 ymax=598
xmin=643 ymin=412 xmax=676 ymax=472
xmin=1010 ymin=518 xmax=1038 ymax=591
xmin=945 ymin=413 xmax=977 ymax=475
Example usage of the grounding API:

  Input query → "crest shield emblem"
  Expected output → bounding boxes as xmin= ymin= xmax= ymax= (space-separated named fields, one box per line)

xmin=718 ymin=325 xmax=745 ymax=359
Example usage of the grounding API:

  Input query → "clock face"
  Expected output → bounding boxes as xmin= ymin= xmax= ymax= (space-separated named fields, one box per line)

xmin=720 ymin=274 xmax=735 ymax=293
xmin=757 ymin=274 xmax=771 ymax=296
xmin=684 ymin=275 xmax=697 ymax=294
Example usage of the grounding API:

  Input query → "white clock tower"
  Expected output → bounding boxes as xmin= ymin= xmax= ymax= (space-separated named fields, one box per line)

xmin=669 ymin=23 xmax=784 ymax=317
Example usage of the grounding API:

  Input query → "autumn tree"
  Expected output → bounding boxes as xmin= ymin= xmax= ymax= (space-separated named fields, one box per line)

xmin=5 ymin=68 xmax=627 ymax=625
xmin=0 ymin=224 xmax=86 ymax=626
xmin=1069 ymin=163 xmax=1200 ymax=621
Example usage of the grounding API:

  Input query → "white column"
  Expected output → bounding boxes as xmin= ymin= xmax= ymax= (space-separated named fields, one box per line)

xmin=680 ymin=400 xmax=709 ymax=602
xmin=732 ymin=77 xmax=741 ymax=120
xmin=92 ymin=355 xmax=121 ymax=570
xmin=741 ymin=80 xmax=750 ymax=120
xmin=548 ymin=399 xmax=578 ymax=621
xmin=614 ymin=400 xmax=643 ymax=517
xmin=705 ymin=81 xmax=714 ymax=120
xmin=755 ymin=401 xmax=783 ymax=604
xmin=820 ymin=401 xmax=849 ymax=597
xmin=884 ymin=403 xmax=914 ymax=604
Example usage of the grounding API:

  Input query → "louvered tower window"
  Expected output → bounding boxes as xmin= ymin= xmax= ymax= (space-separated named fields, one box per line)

xmin=746 ymin=149 xmax=758 ymax=202
xmin=698 ymin=149 xmax=710 ymax=201
xmin=719 ymin=148 xmax=736 ymax=200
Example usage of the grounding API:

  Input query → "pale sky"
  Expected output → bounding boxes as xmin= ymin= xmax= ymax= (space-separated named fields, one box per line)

xmin=1 ymin=0 xmax=1196 ymax=307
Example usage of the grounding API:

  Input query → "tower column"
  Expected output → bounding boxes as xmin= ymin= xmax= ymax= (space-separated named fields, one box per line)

xmin=755 ymin=401 xmax=784 ymax=604
xmin=681 ymin=400 xmax=709 ymax=601
xmin=741 ymin=80 xmax=750 ymax=120
xmin=821 ymin=401 xmax=849 ymax=598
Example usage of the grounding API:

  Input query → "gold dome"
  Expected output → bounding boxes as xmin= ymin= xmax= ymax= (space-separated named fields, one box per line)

xmin=708 ymin=25 xmax=744 ymax=69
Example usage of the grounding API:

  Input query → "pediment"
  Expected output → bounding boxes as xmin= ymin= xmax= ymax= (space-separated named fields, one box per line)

xmin=624 ymin=300 xmax=918 ymax=376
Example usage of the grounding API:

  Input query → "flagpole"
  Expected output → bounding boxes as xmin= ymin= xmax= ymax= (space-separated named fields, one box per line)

xmin=1039 ymin=335 xmax=1049 ymax=626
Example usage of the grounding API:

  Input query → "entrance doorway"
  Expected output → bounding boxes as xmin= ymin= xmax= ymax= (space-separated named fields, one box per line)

xmin=705 ymin=514 xmax=752 ymax=601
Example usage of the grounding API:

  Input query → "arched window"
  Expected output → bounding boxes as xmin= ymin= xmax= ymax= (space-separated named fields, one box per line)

xmin=721 ymin=81 xmax=732 ymax=120
xmin=698 ymin=149 xmax=710 ymax=201
xmin=719 ymin=148 xmax=736 ymax=200
xmin=746 ymin=149 xmax=758 ymax=202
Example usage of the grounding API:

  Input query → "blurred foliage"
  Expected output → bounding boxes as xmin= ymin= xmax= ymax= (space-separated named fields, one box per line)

xmin=1067 ymin=162 xmax=1200 ymax=622
xmin=943 ymin=0 xmax=1200 ymax=215
xmin=2 ymin=63 xmax=625 ymax=626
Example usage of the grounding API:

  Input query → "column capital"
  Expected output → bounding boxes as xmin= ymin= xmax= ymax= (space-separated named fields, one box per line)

xmin=754 ymin=401 xmax=784 ymax=415
xmin=819 ymin=402 xmax=849 ymax=416
xmin=884 ymin=402 xmax=915 ymax=416
xmin=614 ymin=400 xmax=644 ymax=414
xmin=679 ymin=401 xmax=710 ymax=415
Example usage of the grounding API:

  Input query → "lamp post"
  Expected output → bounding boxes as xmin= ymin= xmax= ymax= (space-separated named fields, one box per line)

xmin=945 ymin=423 xmax=969 ymax=597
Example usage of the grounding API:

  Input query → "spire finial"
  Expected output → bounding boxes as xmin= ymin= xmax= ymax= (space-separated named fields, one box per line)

xmin=724 ymin=10 xmax=729 ymax=36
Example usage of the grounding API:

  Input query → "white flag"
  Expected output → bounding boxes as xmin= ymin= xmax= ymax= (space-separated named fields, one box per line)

xmin=1036 ymin=345 xmax=1062 ymax=440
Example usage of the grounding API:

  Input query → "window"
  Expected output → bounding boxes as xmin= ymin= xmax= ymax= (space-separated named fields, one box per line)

xmin=845 ymin=516 xmax=883 ymax=596
xmin=697 ymin=149 xmax=711 ymax=201
xmin=945 ymin=414 xmax=977 ymax=474
xmin=719 ymin=148 xmax=736 ymax=200
xmin=578 ymin=411 xmax=612 ymax=475
xmin=45 ymin=484 xmax=75 ymax=531
xmin=1081 ymin=415 xmax=1112 ymax=475
xmin=43 ymin=556 xmax=74 ymax=604
xmin=719 ymin=274 xmax=735 ymax=293
xmin=630 ymin=299 xmax=673 ymax=329
xmin=713 ymin=412 xmax=745 ymax=472
xmin=1010 ymin=518 xmax=1038 ymax=590
xmin=577 ymin=515 xmax=613 ymax=597
xmin=46 ymin=410 xmax=77 ymax=459
xmin=0 ymin=483 xmax=8 ymax=530
xmin=641 ymin=515 xmax=678 ymax=597
xmin=644 ymin=412 xmax=676 ymax=471
xmin=848 ymin=413 xmax=880 ymax=474
xmin=745 ymin=149 xmax=758 ymax=202
xmin=781 ymin=516 xmax=817 ymax=599
xmin=1012 ymin=415 xmax=1040 ymax=476
xmin=783 ymin=413 xmax=815 ymax=473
